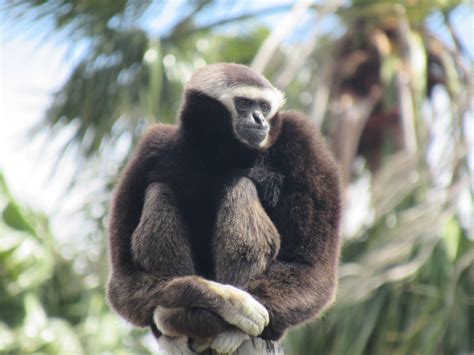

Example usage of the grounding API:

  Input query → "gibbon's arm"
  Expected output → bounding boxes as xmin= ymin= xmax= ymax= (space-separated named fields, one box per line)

xmin=244 ymin=115 xmax=342 ymax=340
xmin=107 ymin=126 xmax=268 ymax=340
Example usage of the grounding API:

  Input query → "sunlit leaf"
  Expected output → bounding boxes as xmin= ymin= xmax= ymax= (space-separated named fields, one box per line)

xmin=443 ymin=218 xmax=462 ymax=260
xmin=2 ymin=202 xmax=37 ymax=236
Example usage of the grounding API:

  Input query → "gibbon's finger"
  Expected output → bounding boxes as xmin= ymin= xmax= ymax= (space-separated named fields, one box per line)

xmin=188 ymin=338 xmax=211 ymax=353
xmin=222 ymin=312 xmax=262 ymax=337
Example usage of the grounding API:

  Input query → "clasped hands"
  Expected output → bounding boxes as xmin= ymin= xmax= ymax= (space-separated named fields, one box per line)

xmin=154 ymin=281 xmax=269 ymax=354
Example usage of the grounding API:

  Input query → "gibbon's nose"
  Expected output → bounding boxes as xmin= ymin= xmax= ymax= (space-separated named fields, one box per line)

xmin=252 ymin=111 xmax=268 ymax=128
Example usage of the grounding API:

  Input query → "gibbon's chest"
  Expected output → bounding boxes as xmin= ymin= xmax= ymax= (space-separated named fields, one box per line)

xmin=170 ymin=166 xmax=282 ymax=280
xmin=173 ymin=165 xmax=282 ymax=232
xmin=171 ymin=173 xmax=228 ymax=278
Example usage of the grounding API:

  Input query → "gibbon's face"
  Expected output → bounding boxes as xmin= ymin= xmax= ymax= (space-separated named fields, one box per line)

xmin=216 ymin=84 xmax=284 ymax=149
xmin=232 ymin=94 xmax=272 ymax=149
xmin=185 ymin=63 xmax=285 ymax=149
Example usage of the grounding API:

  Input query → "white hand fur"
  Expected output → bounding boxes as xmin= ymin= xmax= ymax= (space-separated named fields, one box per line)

xmin=210 ymin=330 xmax=250 ymax=354
xmin=208 ymin=282 xmax=269 ymax=336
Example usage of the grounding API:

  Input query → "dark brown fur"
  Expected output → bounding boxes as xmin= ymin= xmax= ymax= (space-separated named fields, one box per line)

xmin=213 ymin=177 xmax=280 ymax=285
xmin=107 ymin=65 xmax=342 ymax=350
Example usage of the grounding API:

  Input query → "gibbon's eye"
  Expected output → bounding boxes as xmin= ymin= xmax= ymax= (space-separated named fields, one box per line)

xmin=260 ymin=101 xmax=271 ymax=114
xmin=235 ymin=97 xmax=253 ymax=110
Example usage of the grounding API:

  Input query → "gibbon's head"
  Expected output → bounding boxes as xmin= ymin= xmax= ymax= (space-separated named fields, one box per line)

xmin=185 ymin=63 xmax=285 ymax=149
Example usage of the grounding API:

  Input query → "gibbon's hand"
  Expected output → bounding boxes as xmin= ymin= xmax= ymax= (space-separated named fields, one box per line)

xmin=209 ymin=330 xmax=250 ymax=354
xmin=211 ymin=282 xmax=269 ymax=336
xmin=165 ymin=329 xmax=249 ymax=354
xmin=153 ymin=279 xmax=269 ymax=338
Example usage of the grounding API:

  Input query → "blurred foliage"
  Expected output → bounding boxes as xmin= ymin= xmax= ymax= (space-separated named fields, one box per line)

xmin=284 ymin=166 xmax=474 ymax=355
xmin=1 ymin=0 xmax=473 ymax=354
xmin=267 ymin=0 xmax=474 ymax=354
xmin=5 ymin=0 xmax=153 ymax=38
xmin=0 ymin=172 xmax=151 ymax=353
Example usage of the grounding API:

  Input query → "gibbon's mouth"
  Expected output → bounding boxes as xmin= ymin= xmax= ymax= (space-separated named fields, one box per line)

xmin=238 ymin=123 xmax=269 ymax=132
xmin=236 ymin=123 xmax=269 ymax=147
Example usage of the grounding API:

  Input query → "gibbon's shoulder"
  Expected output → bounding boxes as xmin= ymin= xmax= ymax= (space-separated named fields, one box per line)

xmin=274 ymin=111 xmax=339 ymax=177
xmin=276 ymin=111 xmax=329 ymax=156
xmin=134 ymin=123 xmax=179 ymax=159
